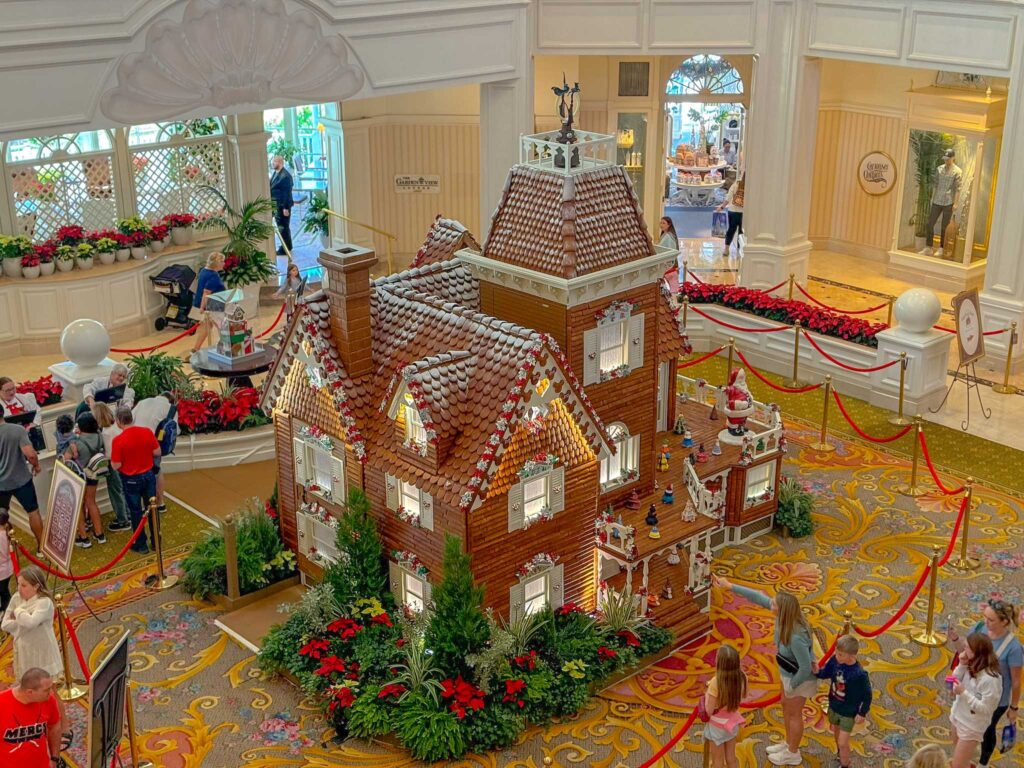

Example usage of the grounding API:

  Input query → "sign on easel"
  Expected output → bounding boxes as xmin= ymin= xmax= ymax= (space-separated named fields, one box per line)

xmin=87 ymin=631 xmax=129 ymax=768
xmin=952 ymin=288 xmax=985 ymax=366
xmin=41 ymin=459 xmax=85 ymax=572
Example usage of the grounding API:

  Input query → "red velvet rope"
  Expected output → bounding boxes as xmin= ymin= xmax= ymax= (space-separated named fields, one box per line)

xmin=933 ymin=325 xmax=1007 ymax=336
xmin=764 ymin=279 xmax=789 ymax=295
xmin=918 ymin=431 xmax=965 ymax=495
xmin=64 ymin=613 xmax=92 ymax=683
xmin=801 ymin=330 xmax=901 ymax=373
xmin=734 ymin=347 xmax=824 ymax=394
xmin=689 ymin=304 xmax=791 ymax=334
xmin=933 ymin=326 xmax=956 ymax=333
xmin=831 ymin=390 xmax=913 ymax=444
xmin=110 ymin=323 xmax=199 ymax=354
xmin=853 ymin=564 xmax=932 ymax=638
xmin=16 ymin=513 xmax=150 ymax=581
xmin=8 ymin=539 xmax=18 ymax=577
xmin=678 ymin=346 xmax=726 ymax=369
xmin=939 ymin=495 xmax=970 ymax=568
xmin=794 ymin=281 xmax=890 ymax=315
xmin=684 ymin=266 xmax=708 ymax=285
xmin=636 ymin=707 xmax=699 ymax=767
xmin=256 ymin=303 xmax=287 ymax=339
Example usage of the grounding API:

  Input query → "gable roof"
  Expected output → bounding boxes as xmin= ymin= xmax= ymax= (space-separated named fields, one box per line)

xmin=481 ymin=164 xmax=656 ymax=278
xmin=410 ymin=215 xmax=481 ymax=269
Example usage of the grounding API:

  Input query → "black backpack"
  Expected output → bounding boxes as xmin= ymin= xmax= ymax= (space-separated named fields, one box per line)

xmin=155 ymin=403 xmax=179 ymax=456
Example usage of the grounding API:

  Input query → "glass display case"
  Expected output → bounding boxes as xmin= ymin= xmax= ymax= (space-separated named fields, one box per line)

xmin=615 ymin=112 xmax=647 ymax=194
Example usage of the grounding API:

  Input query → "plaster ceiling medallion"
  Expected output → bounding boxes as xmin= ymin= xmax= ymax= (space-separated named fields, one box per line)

xmin=100 ymin=0 xmax=364 ymax=123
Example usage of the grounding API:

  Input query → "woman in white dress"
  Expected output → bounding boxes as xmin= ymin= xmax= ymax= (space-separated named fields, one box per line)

xmin=1 ymin=564 xmax=62 ymax=678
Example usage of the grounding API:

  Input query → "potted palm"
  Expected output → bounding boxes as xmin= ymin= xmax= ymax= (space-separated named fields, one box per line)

xmin=36 ymin=244 xmax=55 ymax=277
xmin=75 ymin=242 xmax=95 ymax=270
xmin=0 ymin=235 xmax=33 ymax=278
xmin=20 ymin=252 xmax=41 ymax=279
xmin=301 ymin=190 xmax=331 ymax=248
xmin=54 ymin=244 xmax=76 ymax=272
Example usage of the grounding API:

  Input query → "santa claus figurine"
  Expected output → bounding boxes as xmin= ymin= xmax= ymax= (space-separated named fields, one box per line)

xmin=721 ymin=368 xmax=755 ymax=438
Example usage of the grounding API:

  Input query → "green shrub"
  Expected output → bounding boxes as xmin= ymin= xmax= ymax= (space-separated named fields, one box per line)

xmin=324 ymin=488 xmax=390 ymax=610
xmin=424 ymin=535 xmax=490 ymax=678
xmin=520 ymin=665 xmax=555 ymax=723
xmin=465 ymin=704 xmax=525 ymax=752
xmin=548 ymin=672 xmax=589 ymax=717
xmin=350 ymin=622 xmax=404 ymax=685
xmin=636 ymin=622 xmax=674 ymax=657
xmin=347 ymin=686 xmax=393 ymax=739
xmin=776 ymin=476 xmax=815 ymax=537
xmin=127 ymin=351 xmax=200 ymax=400
xmin=393 ymin=693 xmax=467 ymax=763
xmin=257 ymin=582 xmax=344 ymax=676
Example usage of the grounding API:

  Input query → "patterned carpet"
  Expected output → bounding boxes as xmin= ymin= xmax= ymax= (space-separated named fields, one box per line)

xmin=1 ymin=420 xmax=1021 ymax=768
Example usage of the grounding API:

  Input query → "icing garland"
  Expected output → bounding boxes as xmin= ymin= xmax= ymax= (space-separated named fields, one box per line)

xmin=392 ymin=549 xmax=429 ymax=576
xmin=516 ymin=552 xmax=559 ymax=579
xmin=518 ymin=452 xmax=559 ymax=480
xmin=595 ymin=299 xmax=638 ymax=325
xmin=300 ymin=424 xmax=334 ymax=453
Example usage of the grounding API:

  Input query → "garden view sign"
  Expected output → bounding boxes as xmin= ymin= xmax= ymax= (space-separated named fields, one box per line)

xmin=857 ymin=151 xmax=896 ymax=196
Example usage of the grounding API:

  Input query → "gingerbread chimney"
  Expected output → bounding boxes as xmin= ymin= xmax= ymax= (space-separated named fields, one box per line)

xmin=318 ymin=244 xmax=378 ymax=378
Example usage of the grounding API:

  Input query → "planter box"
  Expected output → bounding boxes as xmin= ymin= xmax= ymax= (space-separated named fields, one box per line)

xmin=211 ymin=573 xmax=301 ymax=612
xmin=162 ymin=424 xmax=275 ymax=473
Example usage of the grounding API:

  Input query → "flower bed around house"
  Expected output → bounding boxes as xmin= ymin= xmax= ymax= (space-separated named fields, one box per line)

xmin=258 ymin=490 xmax=672 ymax=763
xmin=681 ymin=281 xmax=886 ymax=347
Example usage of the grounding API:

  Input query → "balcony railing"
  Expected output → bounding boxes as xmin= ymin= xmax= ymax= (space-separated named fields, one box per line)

xmin=519 ymin=130 xmax=617 ymax=175
xmin=684 ymin=460 xmax=727 ymax=520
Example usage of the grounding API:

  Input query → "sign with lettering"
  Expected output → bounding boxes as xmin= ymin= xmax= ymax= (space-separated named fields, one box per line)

xmin=394 ymin=175 xmax=441 ymax=194
xmin=42 ymin=459 xmax=85 ymax=572
xmin=857 ymin=152 xmax=896 ymax=195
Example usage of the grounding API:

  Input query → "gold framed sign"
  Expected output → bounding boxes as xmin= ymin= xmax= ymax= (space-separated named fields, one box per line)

xmin=857 ymin=151 xmax=897 ymax=196
xmin=42 ymin=459 xmax=85 ymax=572
xmin=952 ymin=288 xmax=986 ymax=366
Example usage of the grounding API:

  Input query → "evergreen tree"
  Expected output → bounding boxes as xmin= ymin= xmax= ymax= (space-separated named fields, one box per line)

xmin=325 ymin=487 xmax=389 ymax=608
xmin=425 ymin=534 xmax=490 ymax=677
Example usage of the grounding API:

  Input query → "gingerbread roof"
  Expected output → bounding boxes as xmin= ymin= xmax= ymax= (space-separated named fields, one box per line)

xmin=410 ymin=216 xmax=482 ymax=269
xmin=261 ymin=259 xmax=613 ymax=513
xmin=481 ymin=164 xmax=656 ymax=278
xmin=658 ymin=273 xmax=689 ymax=359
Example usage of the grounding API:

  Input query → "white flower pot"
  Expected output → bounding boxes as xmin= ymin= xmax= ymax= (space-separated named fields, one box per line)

xmin=76 ymin=257 xmax=94 ymax=270
xmin=162 ymin=235 xmax=171 ymax=246
xmin=171 ymin=226 xmax=193 ymax=246
xmin=115 ymin=248 xmax=131 ymax=262
xmin=2 ymin=260 xmax=21 ymax=278
xmin=39 ymin=262 xmax=55 ymax=276
xmin=21 ymin=265 xmax=40 ymax=279
xmin=149 ymin=239 xmax=165 ymax=254
xmin=130 ymin=246 xmax=147 ymax=259
xmin=97 ymin=250 xmax=116 ymax=265
xmin=56 ymin=259 xmax=74 ymax=272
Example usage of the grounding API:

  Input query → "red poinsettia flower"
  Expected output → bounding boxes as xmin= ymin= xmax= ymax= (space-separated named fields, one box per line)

xmin=370 ymin=612 xmax=393 ymax=628
xmin=299 ymin=638 xmax=330 ymax=660
xmin=597 ymin=645 xmax=618 ymax=660
xmin=617 ymin=630 xmax=641 ymax=648
xmin=513 ymin=650 xmax=537 ymax=671
xmin=315 ymin=655 xmax=348 ymax=677
xmin=378 ymin=683 xmax=407 ymax=700
xmin=327 ymin=685 xmax=356 ymax=712
xmin=501 ymin=678 xmax=527 ymax=708
xmin=557 ymin=602 xmax=581 ymax=616
xmin=395 ymin=638 xmax=406 ymax=648
xmin=327 ymin=617 xmax=361 ymax=640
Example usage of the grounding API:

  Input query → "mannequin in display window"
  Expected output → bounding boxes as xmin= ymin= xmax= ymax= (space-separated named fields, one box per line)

xmin=919 ymin=149 xmax=962 ymax=258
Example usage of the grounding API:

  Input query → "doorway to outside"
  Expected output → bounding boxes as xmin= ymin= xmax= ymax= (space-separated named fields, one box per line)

xmin=662 ymin=55 xmax=745 ymax=242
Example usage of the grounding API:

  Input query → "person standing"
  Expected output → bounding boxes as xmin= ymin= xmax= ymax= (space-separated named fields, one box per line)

xmin=81 ymin=363 xmax=134 ymax=416
xmin=133 ymin=392 xmax=176 ymax=515
xmin=717 ymin=175 xmax=745 ymax=257
xmin=920 ymin=149 xmax=962 ymax=259
xmin=0 ymin=510 xmax=12 ymax=615
xmin=110 ymin=407 xmax=160 ymax=555
xmin=0 ymin=667 xmax=63 ymax=768
xmin=1 ymin=566 xmax=62 ymax=679
xmin=0 ymin=411 xmax=42 ymax=551
xmin=91 ymin=403 xmax=130 ymax=533
xmin=949 ymin=633 xmax=1003 ymax=768
xmin=188 ymin=251 xmax=227 ymax=355
xmin=270 ymin=154 xmax=294 ymax=256
xmin=62 ymin=412 xmax=107 ymax=549
xmin=658 ymin=216 xmax=679 ymax=250
xmin=721 ymin=139 xmax=738 ymax=167
xmin=0 ymin=377 xmax=41 ymax=427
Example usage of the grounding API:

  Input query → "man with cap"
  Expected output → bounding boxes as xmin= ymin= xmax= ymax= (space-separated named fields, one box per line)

xmin=920 ymin=148 xmax=962 ymax=259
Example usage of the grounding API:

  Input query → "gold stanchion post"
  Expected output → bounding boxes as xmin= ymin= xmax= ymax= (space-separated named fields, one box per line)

xmin=787 ymin=273 xmax=795 ymax=301
xmin=702 ymin=739 xmax=711 ymax=768
xmin=145 ymin=496 xmax=178 ymax=591
xmin=950 ymin=478 xmax=979 ymax=571
xmin=911 ymin=544 xmax=946 ymax=647
xmin=54 ymin=593 xmax=86 ymax=701
xmin=992 ymin=322 xmax=1019 ymax=395
xmin=125 ymin=680 xmax=154 ymax=768
xmin=810 ymin=376 xmax=836 ymax=453
xmin=886 ymin=298 xmax=895 ymax=327
xmin=783 ymin=321 xmax=804 ymax=388
xmin=841 ymin=610 xmax=853 ymax=636
xmin=888 ymin=352 xmax=911 ymax=426
xmin=726 ymin=337 xmax=735 ymax=381
xmin=682 ymin=260 xmax=689 ymax=283
xmin=897 ymin=416 xmax=927 ymax=497
xmin=681 ymin=295 xmax=689 ymax=330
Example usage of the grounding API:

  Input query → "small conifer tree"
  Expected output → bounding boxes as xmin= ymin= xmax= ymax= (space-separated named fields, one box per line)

xmin=326 ymin=487 xmax=389 ymax=608
xmin=425 ymin=534 xmax=490 ymax=676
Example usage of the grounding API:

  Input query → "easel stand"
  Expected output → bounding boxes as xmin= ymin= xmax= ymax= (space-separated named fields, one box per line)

xmin=929 ymin=362 xmax=991 ymax=431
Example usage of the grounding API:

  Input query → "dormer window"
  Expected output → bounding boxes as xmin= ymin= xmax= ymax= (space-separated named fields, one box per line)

xmin=404 ymin=398 xmax=426 ymax=445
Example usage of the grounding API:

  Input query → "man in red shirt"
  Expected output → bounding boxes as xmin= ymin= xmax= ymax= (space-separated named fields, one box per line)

xmin=111 ymin=407 xmax=160 ymax=555
xmin=0 ymin=667 xmax=62 ymax=768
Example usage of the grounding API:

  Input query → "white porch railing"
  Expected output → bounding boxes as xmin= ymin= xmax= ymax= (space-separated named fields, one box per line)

xmin=684 ymin=460 xmax=727 ymax=520
xmin=595 ymin=514 xmax=637 ymax=559
xmin=519 ymin=130 xmax=617 ymax=174
xmin=677 ymin=374 xmax=784 ymax=461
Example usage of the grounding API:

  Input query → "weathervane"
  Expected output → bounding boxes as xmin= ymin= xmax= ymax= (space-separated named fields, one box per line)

xmin=551 ymin=74 xmax=581 ymax=168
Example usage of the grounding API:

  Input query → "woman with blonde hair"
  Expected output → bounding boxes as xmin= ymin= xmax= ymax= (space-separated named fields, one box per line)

xmin=713 ymin=575 xmax=814 ymax=766
xmin=1 ymin=565 xmax=62 ymax=678
xmin=189 ymin=251 xmax=227 ymax=354
xmin=92 ymin=402 xmax=131 ymax=533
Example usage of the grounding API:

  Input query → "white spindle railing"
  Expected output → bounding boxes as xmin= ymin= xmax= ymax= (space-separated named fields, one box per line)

xmin=684 ymin=461 xmax=727 ymax=521
xmin=519 ymin=130 xmax=617 ymax=174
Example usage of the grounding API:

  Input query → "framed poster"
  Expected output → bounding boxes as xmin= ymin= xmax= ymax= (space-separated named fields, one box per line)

xmin=857 ymin=152 xmax=897 ymax=195
xmin=42 ymin=459 xmax=85 ymax=572
xmin=393 ymin=175 xmax=441 ymax=194
xmin=87 ymin=631 xmax=130 ymax=768
xmin=952 ymin=288 xmax=985 ymax=365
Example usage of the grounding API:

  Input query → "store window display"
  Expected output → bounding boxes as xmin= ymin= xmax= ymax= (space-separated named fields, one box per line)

xmin=919 ymin=149 xmax=962 ymax=258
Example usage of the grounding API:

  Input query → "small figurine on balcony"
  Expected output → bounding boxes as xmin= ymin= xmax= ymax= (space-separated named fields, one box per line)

xmin=696 ymin=443 xmax=709 ymax=463
xmin=624 ymin=490 xmax=642 ymax=510
xmin=693 ymin=548 xmax=712 ymax=588
xmin=682 ymin=500 xmax=697 ymax=523
xmin=682 ymin=429 xmax=694 ymax=447
xmin=662 ymin=483 xmax=675 ymax=504
xmin=673 ymin=414 xmax=687 ymax=435
xmin=645 ymin=504 xmax=659 ymax=526
xmin=738 ymin=437 xmax=753 ymax=467
xmin=647 ymin=590 xmax=661 ymax=607
xmin=660 ymin=439 xmax=671 ymax=461
xmin=711 ymin=439 xmax=722 ymax=456
xmin=612 ymin=511 xmax=624 ymax=539
xmin=661 ymin=579 xmax=674 ymax=600
xmin=718 ymin=367 xmax=755 ymax=444
xmin=667 ymin=546 xmax=681 ymax=565
xmin=657 ymin=450 xmax=669 ymax=472
xmin=648 ymin=525 xmax=661 ymax=540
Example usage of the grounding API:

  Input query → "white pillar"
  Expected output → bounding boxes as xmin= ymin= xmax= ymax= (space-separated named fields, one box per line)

xmin=480 ymin=72 xmax=533 ymax=239
xmin=739 ymin=0 xmax=820 ymax=290
xmin=226 ymin=112 xmax=273 ymax=268
xmin=979 ymin=30 xmax=1024 ymax=371
xmin=320 ymin=115 xmax=346 ymax=245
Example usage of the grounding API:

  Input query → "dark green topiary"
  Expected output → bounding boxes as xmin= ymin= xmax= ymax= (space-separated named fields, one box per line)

xmin=424 ymin=534 xmax=490 ymax=677
xmin=324 ymin=488 xmax=390 ymax=608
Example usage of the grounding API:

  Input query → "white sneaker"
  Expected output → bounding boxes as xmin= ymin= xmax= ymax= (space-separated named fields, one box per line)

xmin=918 ymin=247 xmax=933 ymax=256
xmin=766 ymin=742 xmax=790 ymax=755
xmin=768 ymin=748 xmax=802 ymax=766
xmin=934 ymin=247 xmax=944 ymax=258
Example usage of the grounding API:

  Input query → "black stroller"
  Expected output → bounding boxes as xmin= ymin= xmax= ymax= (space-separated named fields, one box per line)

xmin=150 ymin=264 xmax=197 ymax=331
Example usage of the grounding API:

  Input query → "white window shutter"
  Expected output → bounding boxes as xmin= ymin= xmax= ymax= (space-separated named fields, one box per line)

xmin=509 ymin=581 xmax=526 ymax=623
xmin=582 ymin=327 xmax=601 ymax=386
xmin=627 ymin=313 xmax=645 ymax=371
xmin=385 ymin=473 xmax=400 ymax=510
xmin=550 ymin=563 xmax=565 ymax=610
xmin=549 ymin=466 xmax=565 ymax=514
xmin=389 ymin=561 xmax=403 ymax=606
xmin=292 ymin=438 xmax=307 ymax=485
xmin=423 ymin=577 xmax=433 ymax=609
xmin=507 ymin=480 xmax=525 ymax=532
xmin=420 ymin=490 xmax=434 ymax=531
xmin=629 ymin=435 xmax=641 ymax=472
xmin=330 ymin=456 xmax=345 ymax=502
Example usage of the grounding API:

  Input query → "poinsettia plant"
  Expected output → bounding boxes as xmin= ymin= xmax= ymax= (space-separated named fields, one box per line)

xmin=17 ymin=375 xmax=63 ymax=406
xmin=680 ymin=281 xmax=886 ymax=347
xmin=162 ymin=212 xmax=196 ymax=229
xmin=54 ymin=225 xmax=85 ymax=246
xmin=175 ymin=386 xmax=271 ymax=435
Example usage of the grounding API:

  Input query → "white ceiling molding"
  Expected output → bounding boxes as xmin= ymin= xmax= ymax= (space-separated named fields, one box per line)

xmin=99 ymin=0 xmax=365 ymax=124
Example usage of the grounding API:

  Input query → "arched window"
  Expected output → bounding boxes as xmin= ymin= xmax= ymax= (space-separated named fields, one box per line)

xmin=126 ymin=118 xmax=228 ymax=221
xmin=666 ymin=55 xmax=743 ymax=98
xmin=600 ymin=422 xmax=640 ymax=489
xmin=3 ymin=130 xmax=116 ymax=240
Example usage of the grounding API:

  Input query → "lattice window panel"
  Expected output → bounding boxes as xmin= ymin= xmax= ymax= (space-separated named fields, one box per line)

xmin=131 ymin=140 xmax=227 ymax=221
xmin=9 ymin=156 xmax=116 ymax=241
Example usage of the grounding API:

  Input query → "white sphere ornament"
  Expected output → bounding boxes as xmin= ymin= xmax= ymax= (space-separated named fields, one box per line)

xmin=893 ymin=288 xmax=941 ymax=334
xmin=60 ymin=319 xmax=111 ymax=367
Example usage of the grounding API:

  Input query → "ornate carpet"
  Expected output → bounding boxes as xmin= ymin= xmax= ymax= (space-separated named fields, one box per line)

xmin=2 ymin=421 xmax=1021 ymax=768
